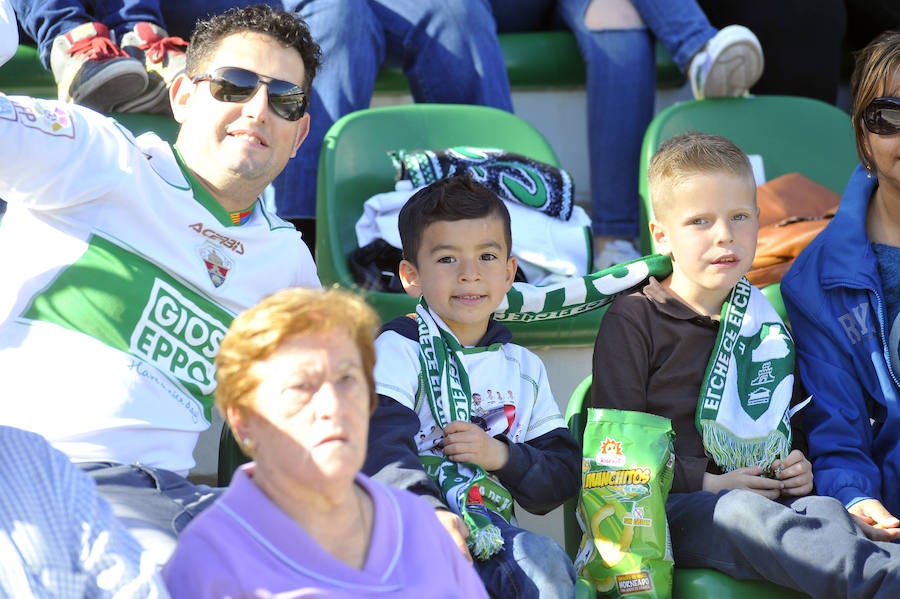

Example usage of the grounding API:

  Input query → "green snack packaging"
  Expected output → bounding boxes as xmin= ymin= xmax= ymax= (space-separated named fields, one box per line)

xmin=575 ymin=408 xmax=675 ymax=597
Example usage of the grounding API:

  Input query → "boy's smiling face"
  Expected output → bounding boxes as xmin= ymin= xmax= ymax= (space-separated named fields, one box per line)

xmin=650 ymin=172 xmax=758 ymax=316
xmin=399 ymin=216 xmax=517 ymax=346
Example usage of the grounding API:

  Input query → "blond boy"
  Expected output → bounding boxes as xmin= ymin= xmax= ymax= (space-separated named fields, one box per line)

xmin=591 ymin=131 xmax=900 ymax=596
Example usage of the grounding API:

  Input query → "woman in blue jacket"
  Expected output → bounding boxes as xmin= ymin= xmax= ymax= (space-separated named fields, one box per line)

xmin=783 ymin=29 xmax=900 ymax=541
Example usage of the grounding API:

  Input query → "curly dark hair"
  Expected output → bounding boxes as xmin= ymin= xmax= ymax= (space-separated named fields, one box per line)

xmin=185 ymin=4 xmax=322 ymax=95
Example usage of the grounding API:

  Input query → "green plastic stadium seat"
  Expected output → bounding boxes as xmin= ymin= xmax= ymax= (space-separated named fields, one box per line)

xmin=0 ymin=45 xmax=55 ymax=97
xmin=564 ymin=375 xmax=808 ymax=599
xmin=315 ymin=103 xmax=605 ymax=347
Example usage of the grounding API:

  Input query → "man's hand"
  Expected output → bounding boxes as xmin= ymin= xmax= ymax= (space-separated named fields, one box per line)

xmin=702 ymin=466 xmax=783 ymax=500
xmin=773 ymin=450 xmax=814 ymax=497
xmin=849 ymin=499 xmax=900 ymax=541
xmin=435 ymin=509 xmax=472 ymax=562
xmin=442 ymin=420 xmax=510 ymax=471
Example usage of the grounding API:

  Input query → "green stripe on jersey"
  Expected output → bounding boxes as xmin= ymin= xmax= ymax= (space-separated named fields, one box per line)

xmin=21 ymin=234 xmax=233 ymax=422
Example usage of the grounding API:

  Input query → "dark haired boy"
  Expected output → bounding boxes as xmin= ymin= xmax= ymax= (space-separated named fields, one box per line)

xmin=364 ymin=174 xmax=580 ymax=598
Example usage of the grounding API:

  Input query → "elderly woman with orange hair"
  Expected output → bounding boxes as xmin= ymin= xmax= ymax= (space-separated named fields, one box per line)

xmin=163 ymin=287 xmax=487 ymax=598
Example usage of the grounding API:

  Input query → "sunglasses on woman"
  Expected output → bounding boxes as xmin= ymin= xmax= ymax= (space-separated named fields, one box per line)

xmin=191 ymin=67 xmax=308 ymax=121
xmin=863 ymin=97 xmax=900 ymax=135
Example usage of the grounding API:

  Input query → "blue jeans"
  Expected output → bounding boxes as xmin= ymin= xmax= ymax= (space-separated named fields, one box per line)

xmin=668 ymin=489 xmax=900 ymax=597
xmin=78 ymin=462 xmax=222 ymax=566
xmin=476 ymin=510 xmax=575 ymax=599
xmin=11 ymin=0 xmax=166 ymax=66
xmin=271 ymin=0 xmax=513 ymax=219
xmin=490 ymin=0 xmax=716 ymax=239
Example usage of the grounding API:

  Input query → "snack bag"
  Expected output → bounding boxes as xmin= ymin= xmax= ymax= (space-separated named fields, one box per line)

xmin=575 ymin=408 xmax=675 ymax=597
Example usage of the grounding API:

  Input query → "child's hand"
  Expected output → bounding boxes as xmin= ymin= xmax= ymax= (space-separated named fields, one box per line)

xmin=772 ymin=450 xmax=813 ymax=497
xmin=442 ymin=420 xmax=510 ymax=471
xmin=702 ymin=466 xmax=783 ymax=500
xmin=849 ymin=499 xmax=900 ymax=541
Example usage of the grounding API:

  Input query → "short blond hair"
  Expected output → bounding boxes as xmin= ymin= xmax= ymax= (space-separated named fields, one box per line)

xmin=648 ymin=131 xmax=755 ymax=221
xmin=215 ymin=287 xmax=380 ymax=423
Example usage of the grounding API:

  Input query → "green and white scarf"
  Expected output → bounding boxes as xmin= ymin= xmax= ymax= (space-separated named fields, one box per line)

xmin=415 ymin=300 xmax=510 ymax=560
xmin=696 ymin=278 xmax=794 ymax=471
xmin=494 ymin=254 xmax=794 ymax=471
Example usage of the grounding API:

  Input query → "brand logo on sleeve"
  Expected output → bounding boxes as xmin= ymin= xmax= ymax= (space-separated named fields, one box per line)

xmin=0 ymin=97 xmax=75 ymax=137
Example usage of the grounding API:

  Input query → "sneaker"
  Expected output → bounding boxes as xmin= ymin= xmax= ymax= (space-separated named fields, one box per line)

xmin=594 ymin=239 xmax=641 ymax=271
xmin=116 ymin=22 xmax=188 ymax=114
xmin=50 ymin=22 xmax=148 ymax=113
xmin=689 ymin=25 xmax=764 ymax=100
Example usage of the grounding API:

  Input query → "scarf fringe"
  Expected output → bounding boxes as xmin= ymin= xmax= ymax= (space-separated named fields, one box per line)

xmin=700 ymin=420 xmax=791 ymax=472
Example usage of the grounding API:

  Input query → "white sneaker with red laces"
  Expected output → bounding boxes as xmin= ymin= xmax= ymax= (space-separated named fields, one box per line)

xmin=50 ymin=22 xmax=148 ymax=113
xmin=117 ymin=22 xmax=188 ymax=114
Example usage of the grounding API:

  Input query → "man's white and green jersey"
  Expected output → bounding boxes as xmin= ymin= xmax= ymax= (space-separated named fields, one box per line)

xmin=0 ymin=95 xmax=319 ymax=475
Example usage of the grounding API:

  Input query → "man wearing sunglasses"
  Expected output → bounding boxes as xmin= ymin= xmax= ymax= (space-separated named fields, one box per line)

xmin=0 ymin=5 xmax=322 ymax=564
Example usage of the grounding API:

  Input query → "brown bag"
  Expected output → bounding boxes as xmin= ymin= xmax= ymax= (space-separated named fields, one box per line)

xmin=747 ymin=173 xmax=840 ymax=287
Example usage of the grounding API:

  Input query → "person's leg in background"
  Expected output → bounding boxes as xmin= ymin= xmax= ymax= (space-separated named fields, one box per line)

xmin=11 ymin=0 xmax=100 ymax=66
xmin=10 ymin=0 xmax=149 ymax=111
xmin=94 ymin=0 xmax=187 ymax=113
xmin=697 ymin=0 xmax=846 ymax=105
xmin=628 ymin=0 xmax=763 ymax=101
xmin=371 ymin=0 xmax=512 ymax=112
xmin=273 ymin=0 xmax=383 ymax=252
xmin=557 ymin=0 xmax=653 ymax=267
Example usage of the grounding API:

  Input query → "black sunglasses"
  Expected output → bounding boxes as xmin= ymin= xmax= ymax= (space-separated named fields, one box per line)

xmin=191 ymin=66 xmax=308 ymax=121
xmin=863 ymin=96 xmax=900 ymax=135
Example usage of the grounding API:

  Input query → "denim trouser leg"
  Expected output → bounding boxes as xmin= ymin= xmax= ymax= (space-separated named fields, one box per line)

xmin=370 ymin=0 xmax=511 ymax=109
xmin=267 ymin=0 xmax=382 ymax=219
xmin=157 ymin=0 xmax=283 ymax=39
xmin=554 ymin=0 xmax=653 ymax=239
xmin=269 ymin=0 xmax=511 ymax=219
xmin=11 ymin=0 xmax=95 ymax=67
xmin=668 ymin=489 xmax=900 ymax=598
xmin=491 ymin=0 xmax=712 ymax=239
xmin=628 ymin=0 xmax=717 ymax=71
xmin=12 ymin=0 xmax=171 ymax=67
xmin=79 ymin=462 xmax=222 ymax=567
xmin=92 ymin=0 xmax=165 ymax=42
xmin=476 ymin=510 xmax=576 ymax=599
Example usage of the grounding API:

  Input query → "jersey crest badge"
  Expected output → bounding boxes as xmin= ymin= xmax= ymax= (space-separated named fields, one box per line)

xmin=199 ymin=244 xmax=233 ymax=288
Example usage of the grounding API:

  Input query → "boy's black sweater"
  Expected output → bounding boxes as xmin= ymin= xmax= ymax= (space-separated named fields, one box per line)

xmin=361 ymin=315 xmax=581 ymax=515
